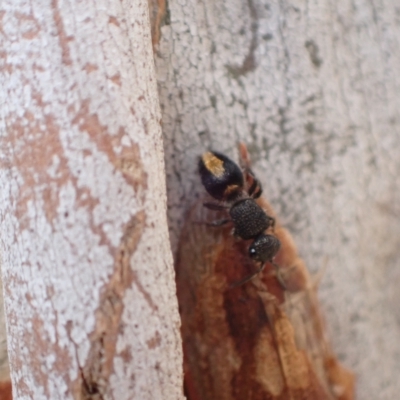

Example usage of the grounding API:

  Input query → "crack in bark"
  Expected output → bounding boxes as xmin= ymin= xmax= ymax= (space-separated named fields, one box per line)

xmin=225 ymin=0 xmax=258 ymax=77
xmin=74 ymin=211 xmax=146 ymax=400
xmin=305 ymin=40 xmax=323 ymax=68
xmin=148 ymin=0 xmax=170 ymax=48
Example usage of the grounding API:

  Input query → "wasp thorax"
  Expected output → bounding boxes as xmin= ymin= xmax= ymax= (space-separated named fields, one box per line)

xmin=230 ymin=199 xmax=273 ymax=240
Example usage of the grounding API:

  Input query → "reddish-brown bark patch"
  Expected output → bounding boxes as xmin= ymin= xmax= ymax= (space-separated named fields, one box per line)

xmin=119 ymin=347 xmax=133 ymax=364
xmin=15 ymin=11 xmax=40 ymax=39
xmin=83 ymin=63 xmax=98 ymax=74
xmin=51 ymin=0 xmax=72 ymax=65
xmin=72 ymin=101 xmax=148 ymax=196
xmin=109 ymin=73 xmax=121 ymax=86
xmin=0 ymin=380 xmax=13 ymax=400
xmin=108 ymin=16 xmax=119 ymax=27
xmin=3 ymin=99 xmax=71 ymax=229
xmin=146 ymin=331 xmax=161 ymax=349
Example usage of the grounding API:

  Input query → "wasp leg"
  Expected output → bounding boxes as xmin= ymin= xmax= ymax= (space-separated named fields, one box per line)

xmin=247 ymin=173 xmax=263 ymax=199
xmin=229 ymin=262 xmax=267 ymax=288
xmin=268 ymin=216 xmax=276 ymax=232
xmin=203 ymin=202 xmax=229 ymax=211
xmin=270 ymin=261 xmax=288 ymax=290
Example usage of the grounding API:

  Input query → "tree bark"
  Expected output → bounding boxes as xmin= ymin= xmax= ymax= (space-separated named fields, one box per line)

xmin=155 ymin=1 xmax=400 ymax=399
xmin=0 ymin=273 xmax=12 ymax=400
xmin=3 ymin=0 xmax=400 ymax=399
xmin=0 ymin=1 xmax=184 ymax=399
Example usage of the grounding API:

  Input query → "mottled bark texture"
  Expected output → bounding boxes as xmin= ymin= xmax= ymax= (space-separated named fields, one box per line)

xmin=0 ymin=1 xmax=184 ymax=399
xmin=155 ymin=1 xmax=400 ymax=399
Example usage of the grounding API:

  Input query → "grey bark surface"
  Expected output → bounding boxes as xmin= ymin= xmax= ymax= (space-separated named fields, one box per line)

xmin=155 ymin=1 xmax=400 ymax=399
xmin=0 ymin=1 xmax=184 ymax=399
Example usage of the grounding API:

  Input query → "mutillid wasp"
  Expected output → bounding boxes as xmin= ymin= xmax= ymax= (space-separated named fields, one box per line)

xmin=198 ymin=150 xmax=280 ymax=285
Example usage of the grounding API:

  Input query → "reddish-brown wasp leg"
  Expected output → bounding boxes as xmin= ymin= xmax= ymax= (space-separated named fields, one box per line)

xmin=229 ymin=262 xmax=267 ymax=288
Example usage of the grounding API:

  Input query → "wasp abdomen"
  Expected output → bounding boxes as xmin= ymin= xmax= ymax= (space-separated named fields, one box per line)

xmin=229 ymin=199 xmax=271 ymax=240
xmin=198 ymin=151 xmax=244 ymax=201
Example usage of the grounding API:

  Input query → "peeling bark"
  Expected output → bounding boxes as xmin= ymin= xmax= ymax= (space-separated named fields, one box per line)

xmin=0 ymin=1 xmax=184 ymax=399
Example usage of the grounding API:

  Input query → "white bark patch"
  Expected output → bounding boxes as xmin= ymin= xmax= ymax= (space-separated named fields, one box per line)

xmin=1 ymin=1 xmax=184 ymax=399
